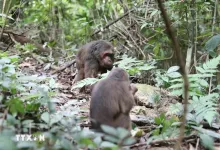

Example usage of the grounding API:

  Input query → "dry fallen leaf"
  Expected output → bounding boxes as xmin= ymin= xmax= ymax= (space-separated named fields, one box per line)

xmin=19 ymin=62 xmax=32 ymax=67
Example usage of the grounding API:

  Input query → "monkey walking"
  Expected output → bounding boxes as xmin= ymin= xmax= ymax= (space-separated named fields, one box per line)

xmin=90 ymin=68 xmax=138 ymax=131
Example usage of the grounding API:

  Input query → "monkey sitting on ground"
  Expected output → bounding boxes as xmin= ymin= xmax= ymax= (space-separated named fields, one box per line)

xmin=73 ymin=40 xmax=114 ymax=83
xmin=90 ymin=68 xmax=138 ymax=131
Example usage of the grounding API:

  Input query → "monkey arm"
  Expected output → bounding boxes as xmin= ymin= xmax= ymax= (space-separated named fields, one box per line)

xmin=73 ymin=67 xmax=85 ymax=83
xmin=118 ymin=92 xmax=135 ymax=115
xmin=84 ymin=61 xmax=99 ymax=78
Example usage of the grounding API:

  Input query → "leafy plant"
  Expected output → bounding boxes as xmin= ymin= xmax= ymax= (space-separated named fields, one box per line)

xmin=115 ymin=55 xmax=156 ymax=76
xmin=187 ymin=93 xmax=219 ymax=125
xmin=168 ymin=55 xmax=220 ymax=96
xmin=205 ymin=34 xmax=220 ymax=57
xmin=192 ymin=126 xmax=220 ymax=150
xmin=14 ymin=43 xmax=36 ymax=53
xmin=100 ymin=125 xmax=136 ymax=148
xmin=147 ymin=114 xmax=180 ymax=144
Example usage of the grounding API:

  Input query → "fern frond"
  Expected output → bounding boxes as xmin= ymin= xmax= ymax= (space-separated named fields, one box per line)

xmin=169 ymin=56 xmax=220 ymax=96
xmin=189 ymin=94 xmax=219 ymax=125
xmin=202 ymin=55 xmax=220 ymax=69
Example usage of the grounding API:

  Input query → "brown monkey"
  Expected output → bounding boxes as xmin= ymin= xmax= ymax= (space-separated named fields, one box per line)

xmin=90 ymin=68 xmax=137 ymax=131
xmin=73 ymin=40 xmax=114 ymax=83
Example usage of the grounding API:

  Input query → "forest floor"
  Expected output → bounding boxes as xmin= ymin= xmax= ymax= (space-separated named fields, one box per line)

xmin=18 ymin=56 xmax=207 ymax=150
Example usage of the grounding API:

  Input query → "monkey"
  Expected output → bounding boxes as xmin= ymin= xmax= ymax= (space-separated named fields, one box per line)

xmin=90 ymin=68 xmax=138 ymax=131
xmin=130 ymin=83 xmax=138 ymax=95
xmin=73 ymin=40 xmax=114 ymax=83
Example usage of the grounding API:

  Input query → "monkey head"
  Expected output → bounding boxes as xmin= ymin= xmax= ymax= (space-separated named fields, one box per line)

xmin=92 ymin=40 xmax=114 ymax=70
xmin=108 ymin=68 xmax=129 ymax=81
xmin=100 ymin=51 xmax=114 ymax=69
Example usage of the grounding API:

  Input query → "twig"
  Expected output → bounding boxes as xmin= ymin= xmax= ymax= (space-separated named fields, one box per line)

xmin=0 ymin=0 xmax=12 ymax=40
xmin=32 ymin=53 xmax=59 ymax=70
xmin=0 ymin=107 xmax=9 ymax=132
xmin=51 ymin=60 xmax=75 ymax=75
xmin=156 ymin=0 xmax=189 ymax=149
xmin=208 ymin=76 xmax=212 ymax=94
xmin=32 ymin=53 xmax=44 ymax=64
xmin=195 ymin=138 xmax=200 ymax=150
xmin=212 ymin=0 xmax=218 ymax=34
xmin=91 ymin=9 xmax=134 ymax=37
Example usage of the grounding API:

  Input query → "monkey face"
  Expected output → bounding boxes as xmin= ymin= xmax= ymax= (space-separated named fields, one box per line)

xmin=100 ymin=51 xmax=114 ymax=69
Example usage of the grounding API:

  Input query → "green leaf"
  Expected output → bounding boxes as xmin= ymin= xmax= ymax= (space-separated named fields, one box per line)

xmin=192 ymin=126 xmax=220 ymax=139
xmin=204 ymin=111 xmax=217 ymax=125
xmin=167 ymin=72 xmax=181 ymax=78
xmin=49 ymin=78 xmax=56 ymax=88
xmin=26 ymin=103 xmax=40 ymax=112
xmin=154 ymin=117 xmax=161 ymax=125
xmin=141 ymin=22 xmax=148 ymax=29
xmin=169 ymin=103 xmax=183 ymax=115
xmin=117 ymin=128 xmax=130 ymax=140
xmin=0 ymin=57 xmax=10 ymax=64
xmin=196 ymin=67 xmax=205 ymax=73
xmin=200 ymin=134 xmax=214 ymax=150
xmin=138 ymin=65 xmax=155 ymax=71
xmin=167 ymin=66 xmax=180 ymax=73
xmin=60 ymin=138 xmax=74 ymax=149
xmin=101 ymin=125 xmax=118 ymax=137
xmin=0 ymin=136 xmax=16 ymax=150
xmin=103 ymin=135 xmax=118 ymax=143
xmin=7 ymin=98 xmax=25 ymax=114
xmin=150 ymin=9 xmax=159 ymax=18
xmin=122 ymin=137 xmax=136 ymax=145
xmin=93 ymin=136 xmax=102 ymax=146
xmin=100 ymin=141 xmax=118 ymax=148
xmin=161 ymin=76 xmax=169 ymax=82
xmin=22 ymin=120 xmax=34 ymax=126
xmin=168 ymin=83 xmax=183 ymax=89
xmin=199 ymin=79 xmax=209 ymax=87
xmin=9 ymin=55 xmax=19 ymax=63
xmin=50 ymin=114 xmax=62 ymax=126
xmin=170 ymin=89 xmax=183 ymax=96
xmin=153 ymin=43 xmax=160 ymax=55
xmin=41 ymin=112 xmax=50 ymax=124
xmin=71 ymin=78 xmax=99 ymax=89
xmin=205 ymin=34 xmax=220 ymax=51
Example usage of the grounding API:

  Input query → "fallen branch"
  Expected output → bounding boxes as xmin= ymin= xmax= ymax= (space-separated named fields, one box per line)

xmin=130 ymin=134 xmax=196 ymax=149
xmin=9 ymin=33 xmax=50 ymax=53
xmin=51 ymin=60 xmax=75 ymax=75
xmin=1 ymin=30 xmax=50 ymax=53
